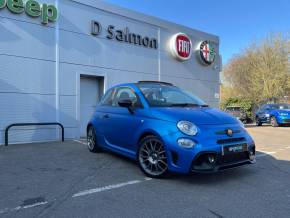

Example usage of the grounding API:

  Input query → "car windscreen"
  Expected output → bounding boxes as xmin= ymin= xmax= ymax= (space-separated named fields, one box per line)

xmin=137 ymin=84 xmax=206 ymax=107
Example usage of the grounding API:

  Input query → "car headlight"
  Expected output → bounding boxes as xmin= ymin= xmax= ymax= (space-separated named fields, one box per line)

xmin=177 ymin=121 xmax=198 ymax=136
xmin=278 ymin=112 xmax=288 ymax=116
xmin=265 ymin=114 xmax=270 ymax=117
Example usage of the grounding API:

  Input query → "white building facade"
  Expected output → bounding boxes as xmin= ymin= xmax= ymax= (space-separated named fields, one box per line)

xmin=0 ymin=0 xmax=221 ymax=144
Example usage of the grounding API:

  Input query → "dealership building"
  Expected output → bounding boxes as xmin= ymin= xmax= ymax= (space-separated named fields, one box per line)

xmin=0 ymin=0 xmax=221 ymax=145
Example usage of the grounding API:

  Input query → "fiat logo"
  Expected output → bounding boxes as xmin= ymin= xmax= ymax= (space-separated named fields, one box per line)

xmin=226 ymin=129 xmax=233 ymax=137
xmin=169 ymin=33 xmax=192 ymax=61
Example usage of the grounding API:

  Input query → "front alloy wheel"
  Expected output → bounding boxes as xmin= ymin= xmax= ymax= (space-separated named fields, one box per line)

xmin=138 ymin=136 xmax=168 ymax=178
xmin=87 ymin=126 xmax=102 ymax=153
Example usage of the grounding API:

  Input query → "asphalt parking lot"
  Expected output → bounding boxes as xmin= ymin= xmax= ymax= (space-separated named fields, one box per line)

xmin=1 ymin=125 xmax=290 ymax=218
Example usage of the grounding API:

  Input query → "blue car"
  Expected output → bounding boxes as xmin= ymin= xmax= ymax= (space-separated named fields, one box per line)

xmin=255 ymin=103 xmax=290 ymax=127
xmin=87 ymin=81 xmax=255 ymax=178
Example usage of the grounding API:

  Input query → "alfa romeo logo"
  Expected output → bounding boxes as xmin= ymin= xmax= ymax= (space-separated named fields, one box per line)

xmin=169 ymin=33 xmax=192 ymax=61
xmin=199 ymin=41 xmax=216 ymax=65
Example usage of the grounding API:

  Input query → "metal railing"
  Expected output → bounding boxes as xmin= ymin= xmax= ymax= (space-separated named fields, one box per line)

xmin=5 ymin=122 xmax=64 ymax=146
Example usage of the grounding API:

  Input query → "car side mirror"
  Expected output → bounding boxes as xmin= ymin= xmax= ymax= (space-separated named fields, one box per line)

xmin=118 ymin=99 xmax=134 ymax=114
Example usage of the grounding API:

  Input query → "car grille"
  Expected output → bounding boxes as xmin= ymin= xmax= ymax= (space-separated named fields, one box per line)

xmin=217 ymin=137 xmax=245 ymax=144
xmin=220 ymin=152 xmax=249 ymax=164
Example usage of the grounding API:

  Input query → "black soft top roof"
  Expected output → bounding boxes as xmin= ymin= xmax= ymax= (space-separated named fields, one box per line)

xmin=137 ymin=81 xmax=174 ymax=86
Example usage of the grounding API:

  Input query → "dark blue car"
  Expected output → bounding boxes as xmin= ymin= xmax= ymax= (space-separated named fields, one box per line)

xmin=87 ymin=81 xmax=255 ymax=178
xmin=255 ymin=103 xmax=290 ymax=127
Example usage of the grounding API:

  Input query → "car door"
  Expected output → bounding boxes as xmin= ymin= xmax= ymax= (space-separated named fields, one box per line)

xmin=101 ymin=86 xmax=143 ymax=152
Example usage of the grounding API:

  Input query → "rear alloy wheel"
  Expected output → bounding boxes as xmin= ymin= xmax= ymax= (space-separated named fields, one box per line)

xmin=87 ymin=126 xmax=102 ymax=153
xmin=138 ymin=136 xmax=168 ymax=178
xmin=270 ymin=116 xmax=279 ymax=127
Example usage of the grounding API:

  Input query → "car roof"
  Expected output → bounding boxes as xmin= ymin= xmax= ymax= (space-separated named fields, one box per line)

xmin=110 ymin=81 xmax=174 ymax=89
xmin=136 ymin=81 xmax=174 ymax=86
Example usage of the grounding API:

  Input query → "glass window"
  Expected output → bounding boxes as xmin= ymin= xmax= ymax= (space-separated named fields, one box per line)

xmin=269 ymin=104 xmax=290 ymax=110
xmin=137 ymin=83 xmax=206 ymax=107
xmin=100 ymin=88 xmax=115 ymax=106
xmin=112 ymin=87 xmax=141 ymax=107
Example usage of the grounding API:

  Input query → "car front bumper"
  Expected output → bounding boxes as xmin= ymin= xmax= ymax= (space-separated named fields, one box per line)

xmin=276 ymin=116 xmax=290 ymax=124
xmin=162 ymin=124 xmax=255 ymax=174
xmin=190 ymin=149 xmax=255 ymax=173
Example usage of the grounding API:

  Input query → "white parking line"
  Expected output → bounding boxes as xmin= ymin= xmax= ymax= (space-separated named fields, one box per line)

xmin=0 ymin=201 xmax=48 ymax=214
xmin=73 ymin=140 xmax=87 ymax=146
xmin=72 ymin=180 xmax=142 ymax=198
xmin=0 ymin=178 xmax=152 ymax=215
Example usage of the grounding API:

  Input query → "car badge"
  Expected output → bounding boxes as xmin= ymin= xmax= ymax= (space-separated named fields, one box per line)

xmin=226 ymin=129 xmax=233 ymax=137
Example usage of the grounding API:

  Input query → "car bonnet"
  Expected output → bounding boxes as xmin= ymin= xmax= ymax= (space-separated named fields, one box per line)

xmin=150 ymin=107 xmax=239 ymax=125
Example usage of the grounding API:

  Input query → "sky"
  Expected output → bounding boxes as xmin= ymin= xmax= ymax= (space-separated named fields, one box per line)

xmin=105 ymin=0 xmax=290 ymax=64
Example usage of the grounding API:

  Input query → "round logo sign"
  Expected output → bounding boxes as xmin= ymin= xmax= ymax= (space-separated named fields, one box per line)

xmin=199 ymin=41 xmax=216 ymax=65
xmin=169 ymin=33 xmax=192 ymax=61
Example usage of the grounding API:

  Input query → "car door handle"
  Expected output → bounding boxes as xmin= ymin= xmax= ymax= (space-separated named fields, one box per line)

xmin=102 ymin=114 xmax=110 ymax=119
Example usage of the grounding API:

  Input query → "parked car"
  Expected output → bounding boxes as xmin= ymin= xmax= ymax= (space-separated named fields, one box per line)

xmin=255 ymin=103 xmax=290 ymax=127
xmin=225 ymin=106 xmax=249 ymax=124
xmin=87 ymin=81 xmax=256 ymax=178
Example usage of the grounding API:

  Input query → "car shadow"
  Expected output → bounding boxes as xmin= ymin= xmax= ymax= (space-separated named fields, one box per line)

xmin=101 ymin=148 xmax=290 ymax=186
xmin=164 ymin=151 xmax=290 ymax=185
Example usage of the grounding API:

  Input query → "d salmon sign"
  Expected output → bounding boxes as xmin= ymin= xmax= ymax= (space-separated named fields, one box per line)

xmin=169 ymin=33 xmax=192 ymax=61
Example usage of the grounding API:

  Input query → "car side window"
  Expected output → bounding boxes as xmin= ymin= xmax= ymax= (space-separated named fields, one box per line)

xmin=112 ymin=87 xmax=141 ymax=107
xmin=260 ymin=105 xmax=266 ymax=111
xmin=100 ymin=88 xmax=115 ymax=106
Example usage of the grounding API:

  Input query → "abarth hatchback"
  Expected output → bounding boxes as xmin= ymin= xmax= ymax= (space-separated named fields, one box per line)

xmin=87 ymin=81 xmax=256 ymax=178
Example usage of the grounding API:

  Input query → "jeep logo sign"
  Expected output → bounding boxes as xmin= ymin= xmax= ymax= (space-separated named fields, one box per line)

xmin=0 ymin=0 xmax=58 ymax=25
xmin=169 ymin=33 xmax=192 ymax=61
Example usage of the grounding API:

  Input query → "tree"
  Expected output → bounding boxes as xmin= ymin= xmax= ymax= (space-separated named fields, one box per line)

xmin=222 ymin=33 xmax=290 ymax=105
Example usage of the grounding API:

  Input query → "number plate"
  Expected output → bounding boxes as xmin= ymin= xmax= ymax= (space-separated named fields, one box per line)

xmin=222 ymin=144 xmax=248 ymax=155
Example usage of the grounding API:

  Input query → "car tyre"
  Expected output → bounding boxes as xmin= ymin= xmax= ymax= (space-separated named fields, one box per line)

xmin=255 ymin=117 xmax=262 ymax=126
xmin=138 ymin=135 xmax=168 ymax=178
xmin=87 ymin=126 xmax=102 ymax=153
xmin=270 ymin=116 xmax=279 ymax=127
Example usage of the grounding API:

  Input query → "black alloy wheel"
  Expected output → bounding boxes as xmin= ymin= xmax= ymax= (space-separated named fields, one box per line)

xmin=138 ymin=136 xmax=168 ymax=178
xmin=87 ymin=126 xmax=102 ymax=153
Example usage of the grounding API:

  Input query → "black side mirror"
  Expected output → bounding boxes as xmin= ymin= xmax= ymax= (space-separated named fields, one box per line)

xmin=118 ymin=99 xmax=134 ymax=114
